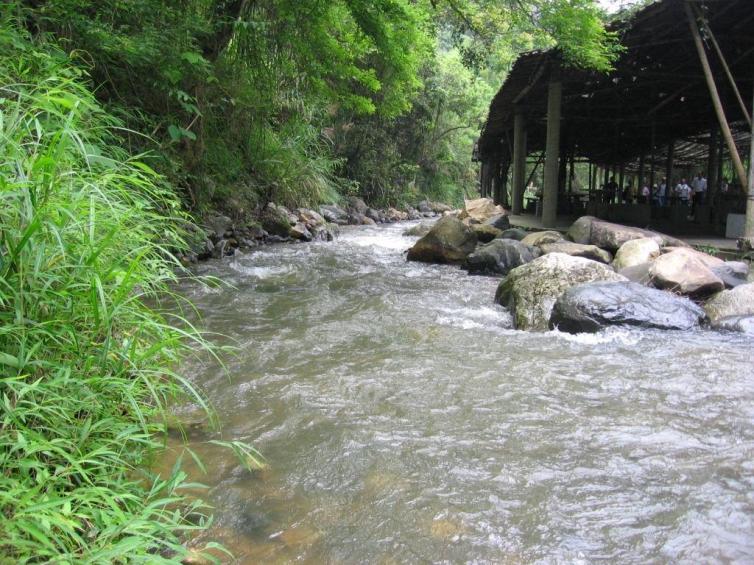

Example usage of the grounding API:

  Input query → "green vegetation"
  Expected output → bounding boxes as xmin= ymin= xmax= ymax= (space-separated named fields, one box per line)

xmin=0 ymin=13 xmax=218 ymax=562
xmin=1 ymin=0 xmax=619 ymax=561
xmin=19 ymin=0 xmax=619 ymax=212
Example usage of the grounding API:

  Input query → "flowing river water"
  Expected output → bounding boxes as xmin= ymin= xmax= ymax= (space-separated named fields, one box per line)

xmin=163 ymin=221 xmax=754 ymax=563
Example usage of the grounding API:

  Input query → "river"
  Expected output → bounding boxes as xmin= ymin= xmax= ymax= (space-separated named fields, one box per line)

xmin=164 ymin=221 xmax=754 ymax=563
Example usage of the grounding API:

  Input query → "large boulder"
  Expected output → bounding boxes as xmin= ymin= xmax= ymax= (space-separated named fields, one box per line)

xmin=347 ymin=196 xmax=368 ymax=215
xmin=485 ymin=213 xmax=511 ymax=231
xmin=589 ymin=220 xmax=662 ymax=251
xmin=205 ymin=214 xmax=233 ymax=240
xmin=499 ymin=228 xmax=529 ymax=241
xmin=539 ymin=241 xmax=612 ymax=264
xmin=458 ymin=197 xmax=506 ymax=224
xmin=520 ymin=230 xmax=564 ymax=247
xmin=406 ymin=215 xmax=477 ymax=264
xmin=549 ymin=281 xmax=705 ymax=333
xmin=567 ymin=216 xmax=688 ymax=251
xmin=711 ymin=315 xmax=754 ymax=335
xmin=463 ymin=239 xmax=539 ymax=276
xmin=386 ymin=207 xmax=408 ymax=222
xmin=320 ymin=204 xmax=348 ymax=225
xmin=471 ymin=223 xmax=503 ymax=243
xmin=649 ymin=248 xmax=724 ymax=296
xmin=612 ymin=238 xmax=660 ymax=271
xmin=660 ymin=246 xmax=724 ymax=269
xmin=566 ymin=216 xmax=598 ymax=245
xmin=261 ymin=203 xmax=295 ymax=237
xmin=617 ymin=261 xmax=653 ymax=286
xmin=289 ymin=222 xmax=313 ymax=241
xmin=494 ymin=253 xmax=627 ymax=331
xmin=430 ymin=201 xmax=453 ymax=214
xmin=297 ymin=208 xmax=325 ymax=228
xmin=704 ymin=283 xmax=754 ymax=323
xmin=711 ymin=261 xmax=750 ymax=289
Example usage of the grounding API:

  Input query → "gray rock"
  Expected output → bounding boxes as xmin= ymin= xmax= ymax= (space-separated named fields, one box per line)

xmin=289 ymin=222 xmax=313 ymax=241
xmin=365 ymin=207 xmax=383 ymax=222
xmin=520 ymin=230 xmax=564 ymax=247
xmin=649 ymin=248 xmax=724 ymax=296
xmin=403 ymin=221 xmax=435 ymax=237
xmin=386 ymin=207 xmax=408 ymax=222
xmin=348 ymin=212 xmax=366 ymax=225
xmin=567 ymin=216 xmax=689 ymax=251
xmin=484 ymin=213 xmax=511 ymax=230
xmin=205 ymin=214 xmax=233 ymax=240
xmin=711 ymin=261 xmax=750 ymax=289
xmin=612 ymin=238 xmax=660 ymax=271
xmin=539 ymin=241 xmax=613 ymax=264
xmin=711 ymin=315 xmax=754 ymax=334
xmin=405 ymin=206 xmax=422 ymax=220
xmin=494 ymin=253 xmax=627 ymax=331
xmin=297 ymin=208 xmax=325 ymax=227
xmin=617 ymin=261 xmax=653 ymax=285
xmin=704 ymin=283 xmax=754 ymax=323
xmin=499 ymin=228 xmax=529 ymax=241
xmin=261 ymin=203 xmax=294 ymax=237
xmin=566 ymin=215 xmax=597 ymax=244
xmin=550 ymin=281 xmax=705 ymax=333
xmin=406 ymin=215 xmax=477 ymax=264
xmin=417 ymin=200 xmax=433 ymax=214
xmin=319 ymin=204 xmax=348 ymax=224
xmin=347 ymin=196 xmax=368 ymax=215
xmin=471 ymin=223 xmax=503 ymax=243
xmin=430 ymin=202 xmax=453 ymax=213
xmin=463 ymin=239 xmax=540 ymax=276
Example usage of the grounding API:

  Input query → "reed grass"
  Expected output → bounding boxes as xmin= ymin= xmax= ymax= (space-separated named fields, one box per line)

xmin=0 ymin=15 xmax=221 ymax=563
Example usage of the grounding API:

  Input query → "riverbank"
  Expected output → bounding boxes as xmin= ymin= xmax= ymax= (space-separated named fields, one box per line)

xmin=178 ymin=197 xmax=453 ymax=265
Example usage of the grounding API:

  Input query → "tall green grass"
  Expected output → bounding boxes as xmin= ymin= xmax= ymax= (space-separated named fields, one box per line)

xmin=0 ymin=16 xmax=218 ymax=563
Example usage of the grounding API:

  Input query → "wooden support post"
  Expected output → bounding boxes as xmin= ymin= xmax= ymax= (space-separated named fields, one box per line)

xmin=542 ymin=76 xmax=562 ymax=227
xmin=743 ymin=81 xmax=754 ymax=244
xmin=685 ymin=2 xmax=747 ymax=190
xmin=568 ymin=152 xmax=575 ymax=193
xmin=511 ymin=109 xmax=527 ymax=214
xmin=695 ymin=3 xmax=751 ymax=127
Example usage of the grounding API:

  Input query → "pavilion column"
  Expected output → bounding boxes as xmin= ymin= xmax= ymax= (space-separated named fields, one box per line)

xmin=511 ymin=109 xmax=527 ymax=214
xmin=744 ymin=78 xmax=754 ymax=243
xmin=542 ymin=76 xmax=562 ymax=228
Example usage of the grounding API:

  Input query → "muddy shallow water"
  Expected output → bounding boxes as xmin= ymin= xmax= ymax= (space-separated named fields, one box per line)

xmin=164 ymin=222 xmax=754 ymax=563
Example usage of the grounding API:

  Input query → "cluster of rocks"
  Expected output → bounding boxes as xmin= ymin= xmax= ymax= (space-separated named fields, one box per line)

xmin=406 ymin=207 xmax=753 ymax=335
xmin=180 ymin=197 xmax=451 ymax=264
xmin=322 ymin=197 xmax=452 ymax=226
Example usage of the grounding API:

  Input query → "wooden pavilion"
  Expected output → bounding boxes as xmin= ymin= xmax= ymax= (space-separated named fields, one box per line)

xmin=477 ymin=0 xmax=754 ymax=236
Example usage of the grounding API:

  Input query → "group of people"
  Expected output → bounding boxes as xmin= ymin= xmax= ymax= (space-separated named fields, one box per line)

xmin=601 ymin=172 xmax=713 ymax=208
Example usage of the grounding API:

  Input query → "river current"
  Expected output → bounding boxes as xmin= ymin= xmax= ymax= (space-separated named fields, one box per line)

xmin=166 ymin=221 xmax=754 ymax=563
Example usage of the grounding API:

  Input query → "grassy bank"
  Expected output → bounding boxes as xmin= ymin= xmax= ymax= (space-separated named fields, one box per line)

xmin=0 ymin=14 xmax=217 ymax=563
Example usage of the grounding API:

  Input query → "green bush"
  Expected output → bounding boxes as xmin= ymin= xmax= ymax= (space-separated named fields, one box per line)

xmin=0 ymin=17 xmax=218 ymax=563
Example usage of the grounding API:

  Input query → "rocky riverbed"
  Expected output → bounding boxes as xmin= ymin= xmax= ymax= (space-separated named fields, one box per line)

xmin=406 ymin=199 xmax=754 ymax=335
